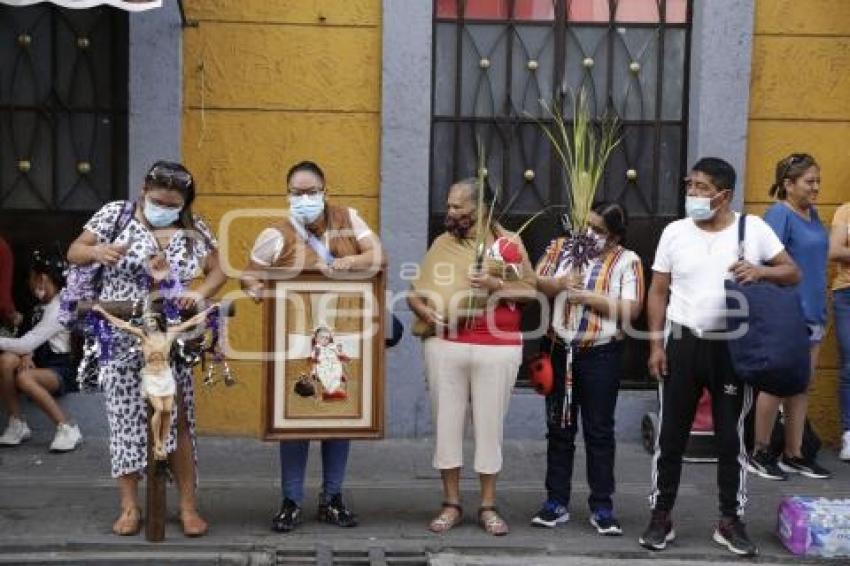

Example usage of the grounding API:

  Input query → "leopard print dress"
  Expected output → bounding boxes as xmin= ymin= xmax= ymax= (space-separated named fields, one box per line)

xmin=84 ymin=201 xmax=217 ymax=478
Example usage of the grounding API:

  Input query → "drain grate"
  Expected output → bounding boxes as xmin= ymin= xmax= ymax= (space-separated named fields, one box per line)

xmin=276 ymin=545 xmax=429 ymax=566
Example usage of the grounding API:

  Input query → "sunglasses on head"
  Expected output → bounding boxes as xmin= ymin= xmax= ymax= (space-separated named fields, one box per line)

xmin=781 ymin=154 xmax=809 ymax=178
xmin=146 ymin=165 xmax=193 ymax=190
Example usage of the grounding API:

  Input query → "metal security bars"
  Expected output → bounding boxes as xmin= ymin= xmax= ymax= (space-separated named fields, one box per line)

xmin=0 ymin=4 xmax=128 ymax=213
xmin=429 ymin=0 xmax=693 ymax=387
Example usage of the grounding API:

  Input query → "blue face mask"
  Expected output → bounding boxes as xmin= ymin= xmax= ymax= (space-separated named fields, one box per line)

xmin=685 ymin=193 xmax=722 ymax=222
xmin=289 ymin=194 xmax=325 ymax=224
xmin=144 ymin=198 xmax=182 ymax=228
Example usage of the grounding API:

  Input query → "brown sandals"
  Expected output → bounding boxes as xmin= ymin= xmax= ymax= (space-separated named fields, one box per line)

xmin=112 ymin=507 xmax=142 ymax=536
xmin=428 ymin=502 xmax=463 ymax=533
xmin=478 ymin=505 xmax=509 ymax=536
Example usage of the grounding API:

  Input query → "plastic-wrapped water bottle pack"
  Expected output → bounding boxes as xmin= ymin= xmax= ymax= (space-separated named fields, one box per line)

xmin=778 ymin=497 xmax=850 ymax=557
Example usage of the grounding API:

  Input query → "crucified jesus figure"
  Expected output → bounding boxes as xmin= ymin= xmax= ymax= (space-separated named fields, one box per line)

xmin=93 ymin=304 xmax=215 ymax=460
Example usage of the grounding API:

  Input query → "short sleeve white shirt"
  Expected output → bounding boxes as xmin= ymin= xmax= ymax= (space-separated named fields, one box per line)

xmin=652 ymin=213 xmax=785 ymax=332
xmin=250 ymin=208 xmax=373 ymax=267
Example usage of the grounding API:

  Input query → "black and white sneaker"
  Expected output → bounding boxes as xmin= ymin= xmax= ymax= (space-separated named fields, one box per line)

xmin=779 ymin=455 xmax=832 ymax=479
xmin=638 ymin=510 xmax=675 ymax=551
xmin=317 ymin=493 xmax=358 ymax=527
xmin=531 ymin=500 xmax=569 ymax=528
xmin=747 ymin=449 xmax=787 ymax=480
xmin=713 ymin=517 xmax=758 ymax=557
xmin=271 ymin=498 xmax=302 ymax=533
xmin=590 ymin=508 xmax=623 ymax=536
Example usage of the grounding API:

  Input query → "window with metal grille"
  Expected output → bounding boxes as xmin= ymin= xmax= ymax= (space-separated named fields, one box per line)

xmin=0 ymin=4 xmax=128 ymax=212
xmin=429 ymin=0 xmax=693 ymax=387
xmin=0 ymin=3 xmax=128 ymax=310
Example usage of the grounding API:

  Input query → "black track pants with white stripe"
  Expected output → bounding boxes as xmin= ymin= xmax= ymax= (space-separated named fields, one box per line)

xmin=649 ymin=324 xmax=754 ymax=518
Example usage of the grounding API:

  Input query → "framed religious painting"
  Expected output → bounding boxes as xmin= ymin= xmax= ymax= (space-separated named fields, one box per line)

xmin=263 ymin=269 xmax=385 ymax=440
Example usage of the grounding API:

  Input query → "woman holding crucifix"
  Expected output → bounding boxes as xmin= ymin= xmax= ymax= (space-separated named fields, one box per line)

xmin=68 ymin=161 xmax=226 ymax=536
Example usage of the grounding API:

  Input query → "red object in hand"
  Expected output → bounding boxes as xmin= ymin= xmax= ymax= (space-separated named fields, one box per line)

xmin=495 ymin=237 xmax=522 ymax=264
xmin=528 ymin=352 xmax=554 ymax=395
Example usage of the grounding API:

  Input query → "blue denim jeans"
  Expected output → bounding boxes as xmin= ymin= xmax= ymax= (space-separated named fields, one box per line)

xmin=278 ymin=439 xmax=350 ymax=505
xmin=834 ymin=288 xmax=850 ymax=432
xmin=543 ymin=338 xmax=622 ymax=513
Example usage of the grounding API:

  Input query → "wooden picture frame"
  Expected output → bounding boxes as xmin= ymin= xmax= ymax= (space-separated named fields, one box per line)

xmin=263 ymin=269 xmax=385 ymax=440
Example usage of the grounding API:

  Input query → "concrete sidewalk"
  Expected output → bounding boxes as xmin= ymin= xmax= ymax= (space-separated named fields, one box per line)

xmin=0 ymin=401 xmax=848 ymax=564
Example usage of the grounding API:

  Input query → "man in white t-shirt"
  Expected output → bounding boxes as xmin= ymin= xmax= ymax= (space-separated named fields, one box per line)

xmin=639 ymin=158 xmax=800 ymax=557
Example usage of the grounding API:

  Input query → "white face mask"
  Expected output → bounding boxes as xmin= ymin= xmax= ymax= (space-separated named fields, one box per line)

xmin=32 ymin=275 xmax=47 ymax=301
xmin=586 ymin=228 xmax=607 ymax=252
xmin=685 ymin=192 xmax=725 ymax=222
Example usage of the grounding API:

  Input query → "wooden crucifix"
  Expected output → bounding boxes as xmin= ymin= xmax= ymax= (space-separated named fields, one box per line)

xmin=77 ymin=299 xmax=233 ymax=542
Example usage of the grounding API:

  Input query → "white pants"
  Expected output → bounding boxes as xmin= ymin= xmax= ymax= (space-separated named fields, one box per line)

xmin=422 ymin=337 xmax=521 ymax=474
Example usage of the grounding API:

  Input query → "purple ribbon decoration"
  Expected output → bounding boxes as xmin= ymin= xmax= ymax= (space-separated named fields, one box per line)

xmin=85 ymin=310 xmax=114 ymax=361
xmin=563 ymin=231 xmax=601 ymax=272
xmin=146 ymin=257 xmax=234 ymax=387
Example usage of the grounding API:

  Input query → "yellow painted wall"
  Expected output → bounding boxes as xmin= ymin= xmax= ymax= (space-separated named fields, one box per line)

xmin=746 ymin=1 xmax=850 ymax=444
xmin=181 ymin=0 xmax=382 ymax=435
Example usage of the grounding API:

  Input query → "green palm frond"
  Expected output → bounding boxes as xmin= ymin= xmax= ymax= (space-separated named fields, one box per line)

xmin=512 ymin=204 xmax=569 ymax=237
xmin=538 ymin=89 xmax=620 ymax=232
xmin=472 ymin=138 xmax=489 ymax=269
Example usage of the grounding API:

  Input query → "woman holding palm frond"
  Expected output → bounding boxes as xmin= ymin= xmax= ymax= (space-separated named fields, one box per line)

xmin=532 ymin=202 xmax=644 ymax=535
xmin=529 ymin=89 xmax=638 ymax=534
xmin=408 ymin=177 xmax=536 ymax=536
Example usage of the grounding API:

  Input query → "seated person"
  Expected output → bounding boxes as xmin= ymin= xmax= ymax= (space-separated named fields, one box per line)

xmin=0 ymin=248 xmax=81 ymax=452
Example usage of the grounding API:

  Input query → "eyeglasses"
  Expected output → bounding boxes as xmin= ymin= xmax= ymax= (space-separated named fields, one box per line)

xmin=146 ymin=165 xmax=193 ymax=191
xmin=288 ymin=187 xmax=325 ymax=197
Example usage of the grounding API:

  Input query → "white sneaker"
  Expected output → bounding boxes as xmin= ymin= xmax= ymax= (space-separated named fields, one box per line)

xmin=0 ymin=417 xmax=32 ymax=446
xmin=841 ymin=431 xmax=850 ymax=462
xmin=49 ymin=423 xmax=82 ymax=452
